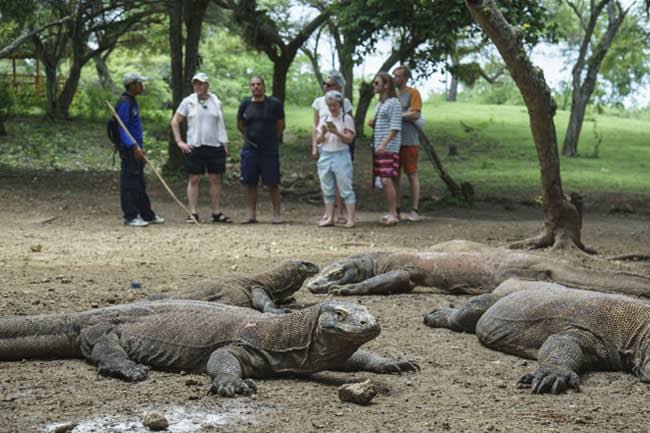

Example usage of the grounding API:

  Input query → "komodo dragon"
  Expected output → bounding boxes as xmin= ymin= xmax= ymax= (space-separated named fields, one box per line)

xmin=148 ymin=260 xmax=319 ymax=314
xmin=423 ymin=279 xmax=650 ymax=394
xmin=306 ymin=240 xmax=650 ymax=298
xmin=0 ymin=300 xmax=418 ymax=397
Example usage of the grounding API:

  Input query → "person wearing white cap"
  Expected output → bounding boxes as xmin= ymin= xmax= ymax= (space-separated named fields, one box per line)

xmin=171 ymin=72 xmax=231 ymax=224
xmin=115 ymin=71 xmax=163 ymax=227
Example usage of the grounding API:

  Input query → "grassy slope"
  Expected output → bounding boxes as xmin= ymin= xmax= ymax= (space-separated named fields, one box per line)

xmin=1 ymin=102 xmax=648 ymax=200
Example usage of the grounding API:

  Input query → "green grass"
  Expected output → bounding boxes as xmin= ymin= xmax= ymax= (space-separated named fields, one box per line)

xmin=0 ymin=101 xmax=648 ymax=199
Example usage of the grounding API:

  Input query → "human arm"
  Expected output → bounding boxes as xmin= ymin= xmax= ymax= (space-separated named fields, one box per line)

xmin=401 ymin=88 xmax=422 ymax=122
xmin=170 ymin=112 xmax=192 ymax=154
xmin=375 ymin=130 xmax=397 ymax=155
xmin=312 ymin=109 xmax=320 ymax=159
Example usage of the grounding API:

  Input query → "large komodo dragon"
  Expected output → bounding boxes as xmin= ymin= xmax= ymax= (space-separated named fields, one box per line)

xmin=148 ymin=260 xmax=319 ymax=314
xmin=0 ymin=300 xmax=418 ymax=397
xmin=423 ymin=279 xmax=650 ymax=394
xmin=306 ymin=240 xmax=650 ymax=298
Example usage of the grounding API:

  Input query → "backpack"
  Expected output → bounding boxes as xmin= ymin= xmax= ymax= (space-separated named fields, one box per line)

xmin=106 ymin=95 xmax=132 ymax=147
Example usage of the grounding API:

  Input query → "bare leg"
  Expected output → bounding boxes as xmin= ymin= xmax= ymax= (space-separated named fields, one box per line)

xmin=246 ymin=184 xmax=257 ymax=221
xmin=320 ymin=202 xmax=335 ymax=226
xmin=208 ymin=173 xmax=222 ymax=215
xmin=381 ymin=177 xmax=398 ymax=221
xmin=269 ymin=185 xmax=282 ymax=223
xmin=408 ymin=172 xmax=420 ymax=211
xmin=344 ymin=202 xmax=356 ymax=228
xmin=187 ymin=174 xmax=201 ymax=214
xmin=335 ymin=189 xmax=346 ymax=223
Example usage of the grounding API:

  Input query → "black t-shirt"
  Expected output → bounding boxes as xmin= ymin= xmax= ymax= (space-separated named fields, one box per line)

xmin=237 ymin=96 xmax=285 ymax=152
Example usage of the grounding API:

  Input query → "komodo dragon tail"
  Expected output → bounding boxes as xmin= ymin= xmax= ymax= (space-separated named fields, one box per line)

xmin=0 ymin=313 xmax=83 ymax=361
xmin=545 ymin=262 xmax=650 ymax=298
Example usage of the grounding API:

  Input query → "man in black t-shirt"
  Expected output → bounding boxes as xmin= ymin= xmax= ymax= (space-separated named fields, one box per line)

xmin=237 ymin=76 xmax=285 ymax=224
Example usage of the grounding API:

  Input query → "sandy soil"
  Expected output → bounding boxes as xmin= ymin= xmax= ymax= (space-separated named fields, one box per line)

xmin=1 ymin=169 xmax=650 ymax=433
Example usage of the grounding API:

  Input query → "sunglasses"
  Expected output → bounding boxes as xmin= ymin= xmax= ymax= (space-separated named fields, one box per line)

xmin=372 ymin=80 xmax=382 ymax=86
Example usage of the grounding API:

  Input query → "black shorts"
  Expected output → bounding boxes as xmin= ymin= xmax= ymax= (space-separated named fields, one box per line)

xmin=184 ymin=145 xmax=226 ymax=175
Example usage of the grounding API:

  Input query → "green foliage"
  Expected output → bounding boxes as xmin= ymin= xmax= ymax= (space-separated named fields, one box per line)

xmin=0 ymin=78 xmax=14 ymax=117
xmin=459 ymin=73 xmax=524 ymax=105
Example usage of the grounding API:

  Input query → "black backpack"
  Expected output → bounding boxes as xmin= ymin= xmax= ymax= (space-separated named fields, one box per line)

xmin=107 ymin=95 xmax=132 ymax=147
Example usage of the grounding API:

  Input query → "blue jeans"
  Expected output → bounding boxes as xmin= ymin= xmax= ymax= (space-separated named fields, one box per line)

xmin=317 ymin=150 xmax=355 ymax=204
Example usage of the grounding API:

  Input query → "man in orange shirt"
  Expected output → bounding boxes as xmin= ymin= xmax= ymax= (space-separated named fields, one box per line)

xmin=393 ymin=65 xmax=423 ymax=222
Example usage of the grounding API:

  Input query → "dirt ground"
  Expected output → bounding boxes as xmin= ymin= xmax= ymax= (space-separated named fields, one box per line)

xmin=1 ymin=169 xmax=650 ymax=433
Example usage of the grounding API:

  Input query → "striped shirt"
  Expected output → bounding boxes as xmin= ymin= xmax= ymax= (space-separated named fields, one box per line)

xmin=373 ymin=97 xmax=402 ymax=153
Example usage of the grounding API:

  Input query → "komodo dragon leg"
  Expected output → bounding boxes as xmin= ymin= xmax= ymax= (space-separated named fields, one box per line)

xmin=79 ymin=323 xmax=149 ymax=382
xmin=328 ymin=269 xmax=418 ymax=296
xmin=206 ymin=347 xmax=258 ymax=397
xmin=423 ymin=294 xmax=503 ymax=333
xmin=336 ymin=349 xmax=420 ymax=374
xmin=250 ymin=287 xmax=291 ymax=314
xmin=517 ymin=329 xmax=607 ymax=394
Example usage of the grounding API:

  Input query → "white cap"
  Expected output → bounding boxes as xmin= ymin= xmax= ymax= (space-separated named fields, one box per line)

xmin=122 ymin=72 xmax=147 ymax=86
xmin=192 ymin=72 xmax=209 ymax=83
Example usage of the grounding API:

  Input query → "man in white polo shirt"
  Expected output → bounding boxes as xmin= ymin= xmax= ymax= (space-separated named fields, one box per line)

xmin=171 ymin=72 xmax=232 ymax=224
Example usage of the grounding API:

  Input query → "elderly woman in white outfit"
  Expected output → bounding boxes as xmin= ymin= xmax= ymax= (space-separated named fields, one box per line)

xmin=315 ymin=90 xmax=356 ymax=228
xmin=311 ymin=70 xmax=353 ymax=225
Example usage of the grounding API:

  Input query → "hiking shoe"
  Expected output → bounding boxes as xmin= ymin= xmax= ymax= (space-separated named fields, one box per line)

xmin=146 ymin=216 xmax=165 ymax=224
xmin=406 ymin=210 xmax=421 ymax=222
xmin=186 ymin=213 xmax=199 ymax=224
xmin=124 ymin=217 xmax=148 ymax=227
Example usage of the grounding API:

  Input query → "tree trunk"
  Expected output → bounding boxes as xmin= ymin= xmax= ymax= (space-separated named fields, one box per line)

xmin=58 ymin=58 xmax=83 ymax=119
xmin=354 ymin=81 xmax=374 ymax=138
xmin=43 ymin=60 xmax=62 ymax=119
xmin=562 ymin=89 xmax=588 ymax=156
xmin=0 ymin=116 xmax=6 ymax=136
xmin=561 ymin=0 xmax=628 ymax=157
xmin=164 ymin=0 xmax=209 ymax=175
xmin=93 ymin=54 xmax=114 ymax=89
xmin=447 ymin=74 xmax=459 ymax=102
xmin=272 ymin=58 xmax=291 ymax=102
xmin=165 ymin=0 xmax=186 ymax=175
xmin=465 ymin=0 xmax=592 ymax=253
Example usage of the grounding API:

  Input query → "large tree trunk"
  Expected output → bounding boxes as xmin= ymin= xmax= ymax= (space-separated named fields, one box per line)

xmin=354 ymin=81 xmax=374 ymax=138
xmin=164 ymin=0 xmax=209 ymax=175
xmin=58 ymin=57 xmax=83 ymax=119
xmin=0 ymin=116 xmax=6 ymax=136
xmin=465 ymin=0 xmax=592 ymax=253
xmin=561 ymin=0 xmax=628 ymax=157
xmin=272 ymin=58 xmax=291 ymax=102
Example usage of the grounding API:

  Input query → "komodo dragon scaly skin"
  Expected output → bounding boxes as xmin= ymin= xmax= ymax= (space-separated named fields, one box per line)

xmin=423 ymin=279 xmax=650 ymax=394
xmin=148 ymin=260 xmax=319 ymax=314
xmin=0 ymin=300 xmax=418 ymax=397
xmin=306 ymin=240 xmax=650 ymax=298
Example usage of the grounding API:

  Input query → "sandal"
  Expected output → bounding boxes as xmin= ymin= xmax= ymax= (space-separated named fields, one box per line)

xmin=336 ymin=216 xmax=348 ymax=225
xmin=186 ymin=213 xmax=200 ymax=224
xmin=212 ymin=212 xmax=233 ymax=224
xmin=319 ymin=218 xmax=334 ymax=227
xmin=241 ymin=218 xmax=258 ymax=225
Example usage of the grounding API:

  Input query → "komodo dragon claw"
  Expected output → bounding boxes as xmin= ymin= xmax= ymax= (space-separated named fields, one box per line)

xmin=517 ymin=369 xmax=580 ymax=394
xmin=97 ymin=363 xmax=149 ymax=382
xmin=208 ymin=377 xmax=257 ymax=398
xmin=377 ymin=360 xmax=420 ymax=374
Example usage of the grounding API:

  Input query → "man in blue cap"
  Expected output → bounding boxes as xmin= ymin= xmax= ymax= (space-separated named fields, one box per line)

xmin=115 ymin=72 xmax=163 ymax=227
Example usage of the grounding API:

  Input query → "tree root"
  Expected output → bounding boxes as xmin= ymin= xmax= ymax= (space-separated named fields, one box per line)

xmin=606 ymin=254 xmax=650 ymax=262
xmin=509 ymin=231 xmax=597 ymax=256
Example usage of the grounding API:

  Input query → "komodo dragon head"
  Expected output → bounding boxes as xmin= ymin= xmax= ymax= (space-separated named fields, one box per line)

xmin=306 ymin=254 xmax=381 ymax=294
xmin=314 ymin=301 xmax=381 ymax=349
xmin=265 ymin=260 xmax=320 ymax=303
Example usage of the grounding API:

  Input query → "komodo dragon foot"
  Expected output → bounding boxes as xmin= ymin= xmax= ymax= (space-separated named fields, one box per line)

xmin=517 ymin=368 xmax=580 ymax=394
xmin=97 ymin=362 xmax=149 ymax=382
xmin=208 ymin=375 xmax=257 ymax=398
xmin=374 ymin=360 xmax=420 ymax=374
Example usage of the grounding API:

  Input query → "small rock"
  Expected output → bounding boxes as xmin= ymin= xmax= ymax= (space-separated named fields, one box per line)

xmin=142 ymin=412 xmax=169 ymax=431
xmin=30 ymin=244 xmax=42 ymax=253
xmin=338 ymin=379 xmax=378 ymax=405
xmin=53 ymin=423 xmax=77 ymax=433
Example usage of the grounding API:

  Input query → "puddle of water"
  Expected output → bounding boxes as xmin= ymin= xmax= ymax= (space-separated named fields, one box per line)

xmin=43 ymin=403 xmax=262 ymax=433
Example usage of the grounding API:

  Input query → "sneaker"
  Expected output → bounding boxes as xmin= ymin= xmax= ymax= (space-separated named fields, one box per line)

xmin=146 ymin=216 xmax=165 ymax=224
xmin=124 ymin=217 xmax=148 ymax=227
xmin=406 ymin=210 xmax=421 ymax=222
xmin=186 ymin=213 xmax=199 ymax=224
